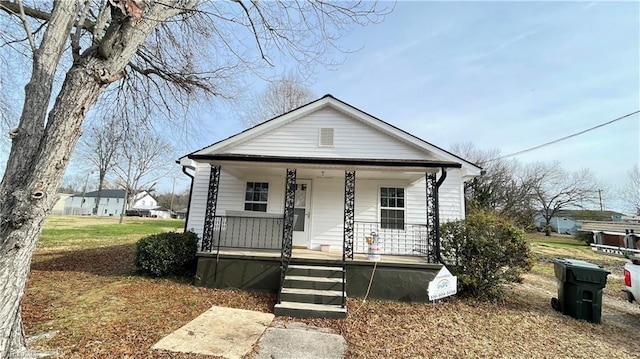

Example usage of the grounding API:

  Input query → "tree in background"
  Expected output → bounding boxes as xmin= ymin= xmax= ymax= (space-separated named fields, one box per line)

xmin=113 ymin=126 xmax=172 ymax=213
xmin=619 ymin=164 xmax=640 ymax=215
xmin=58 ymin=173 xmax=91 ymax=194
xmin=80 ymin=119 xmax=123 ymax=215
xmin=244 ymin=72 xmax=315 ymax=125
xmin=529 ymin=162 xmax=599 ymax=235
xmin=450 ymin=142 xmax=537 ymax=229
xmin=155 ymin=188 xmax=190 ymax=212
xmin=0 ymin=1 xmax=388 ymax=354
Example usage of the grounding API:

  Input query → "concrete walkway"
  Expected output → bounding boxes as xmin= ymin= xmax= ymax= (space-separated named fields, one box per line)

xmin=152 ymin=307 xmax=347 ymax=359
xmin=152 ymin=306 xmax=274 ymax=358
xmin=254 ymin=321 xmax=347 ymax=359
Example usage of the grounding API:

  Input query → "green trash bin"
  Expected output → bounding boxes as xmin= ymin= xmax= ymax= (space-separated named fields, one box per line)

xmin=551 ymin=258 xmax=610 ymax=324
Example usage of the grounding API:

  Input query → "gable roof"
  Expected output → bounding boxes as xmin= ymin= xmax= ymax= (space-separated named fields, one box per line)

xmin=81 ymin=189 xmax=125 ymax=198
xmin=179 ymin=94 xmax=482 ymax=175
xmin=545 ymin=209 xmax=626 ymax=221
xmin=72 ymin=189 xmax=156 ymax=200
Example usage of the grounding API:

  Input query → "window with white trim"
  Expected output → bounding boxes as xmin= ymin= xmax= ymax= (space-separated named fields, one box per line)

xmin=380 ymin=187 xmax=405 ymax=230
xmin=245 ymin=182 xmax=269 ymax=212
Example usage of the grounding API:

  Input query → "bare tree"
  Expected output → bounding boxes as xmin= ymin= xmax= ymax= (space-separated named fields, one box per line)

xmin=244 ymin=72 xmax=315 ymax=125
xmin=113 ymin=126 xmax=172 ymax=218
xmin=0 ymin=1 xmax=388 ymax=354
xmin=80 ymin=119 xmax=122 ymax=215
xmin=528 ymin=162 xmax=599 ymax=236
xmin=619 ymin=164 xmax=640 ymax=215
xmin=450 ymin=142 xmax=537 ymax=228
xmin=58 ymin=172 xmax=89 ymax=194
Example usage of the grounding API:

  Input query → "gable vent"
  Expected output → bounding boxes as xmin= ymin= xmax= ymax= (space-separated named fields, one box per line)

xmin=319 ymin=128 xmax=334 ymax=147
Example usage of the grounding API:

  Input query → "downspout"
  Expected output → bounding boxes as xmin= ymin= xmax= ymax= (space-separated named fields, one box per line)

xmin=434 ymin=167 xmax=448 ymax=264
xmin=181 ymin=166 xmax=195 ymax=233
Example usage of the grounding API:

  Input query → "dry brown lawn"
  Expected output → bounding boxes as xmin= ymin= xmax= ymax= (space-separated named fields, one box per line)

xmin=22 ymin=226 xmax=640 ymax=358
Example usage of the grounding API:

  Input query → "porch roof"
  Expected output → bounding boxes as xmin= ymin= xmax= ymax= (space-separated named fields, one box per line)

xmin=188 ymin=153 xmax=462 ymax=171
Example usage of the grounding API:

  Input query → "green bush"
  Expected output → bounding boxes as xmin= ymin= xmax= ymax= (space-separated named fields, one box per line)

xmin=135 ymin=231 xmax=198 ymax=277
xmin=440 ymin=211 xmax=534 ymax=301
xmin=574 ymin=231 xmax=593 ymax=245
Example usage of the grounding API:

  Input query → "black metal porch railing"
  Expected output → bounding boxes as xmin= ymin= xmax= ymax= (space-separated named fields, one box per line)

xmin=203 ymin=215 xmax=284 ymax=252
xmin=354 ymin=221 xmax=434 ymax=258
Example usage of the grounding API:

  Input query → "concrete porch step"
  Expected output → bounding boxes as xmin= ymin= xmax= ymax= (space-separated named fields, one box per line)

xmin=280 ymin=287 xmax=345 ymax=305
xmin=283 ymin=275 xmax=344 ymax=290
xmin=274 ymin=301 xmax=347 ymax=319
xmin=287 ymin=264 xmax=343 ymax=278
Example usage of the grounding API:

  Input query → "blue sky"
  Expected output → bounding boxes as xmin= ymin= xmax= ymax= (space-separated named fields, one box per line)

xmin=183 ymin=1 xmax=639 ymax=211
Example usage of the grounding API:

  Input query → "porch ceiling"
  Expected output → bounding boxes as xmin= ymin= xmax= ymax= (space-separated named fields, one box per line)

xmin=220 ymin=166 xmax=429 ymax=181
xmin=192 ymin=154 xmax=458 ymax=180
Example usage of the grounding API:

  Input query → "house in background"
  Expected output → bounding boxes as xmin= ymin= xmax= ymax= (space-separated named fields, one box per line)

xmin=51 ymin=193 xmax=73 ymax=215
xmin=64 ymin=189 xmax=157 ymax=216
xmin=178 ymin=94 xmax=482 ymax=318
xmin=534 ymin=209 xmax=625 ymax=235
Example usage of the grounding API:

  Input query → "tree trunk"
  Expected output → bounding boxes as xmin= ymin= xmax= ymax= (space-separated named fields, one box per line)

xmin=0 ymin=56 xmax=106 ymax=356
xmin=544 ymin=218 xmax=552 ymax=236
xmin=0 ymin=2 xmax=190 ymax=355
xmin=93 ymin=172 xmax=106 ymax=215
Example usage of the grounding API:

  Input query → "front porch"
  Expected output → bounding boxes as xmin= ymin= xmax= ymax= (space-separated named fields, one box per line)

xmin=195 ymin=248 xmax=442 ymax=302
xmin=194 ymin=158 xmax=455 ymax=318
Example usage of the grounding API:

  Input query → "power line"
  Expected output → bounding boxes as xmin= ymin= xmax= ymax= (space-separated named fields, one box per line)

xmin=488 ymin=110 xmax=640 ymax=162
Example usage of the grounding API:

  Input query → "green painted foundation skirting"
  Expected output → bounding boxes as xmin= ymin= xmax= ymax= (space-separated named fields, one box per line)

xmin=195 ymin=252 xmax=442 ymax=302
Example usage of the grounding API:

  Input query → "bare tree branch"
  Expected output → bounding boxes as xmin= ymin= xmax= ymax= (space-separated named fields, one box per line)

xmin=241 ymin=71 xmax=315 ymax=125
xmin=0 ymin=0 xmax=96 ymax=32
xmin=15 ymin=0 xmax=36 ymax=53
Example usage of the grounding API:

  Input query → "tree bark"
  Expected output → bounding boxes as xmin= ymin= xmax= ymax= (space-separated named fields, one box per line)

xmin=0 ymin=2 xmax=188 ymax=354
xmin=93 ymin=173 xmax=106 ymax=215
xmin=0 ymin=55 xmax=106 ymax=357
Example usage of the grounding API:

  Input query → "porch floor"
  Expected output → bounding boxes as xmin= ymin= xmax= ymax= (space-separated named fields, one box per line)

xmin=201 ymin=247 xmax=434 ymax=267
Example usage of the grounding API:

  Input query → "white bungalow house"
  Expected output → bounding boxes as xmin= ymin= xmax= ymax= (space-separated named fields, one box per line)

xmin=178 ymin=95 xmax=481 ymax=318
xmin=64 ymin=189 xmax=157 ymax=216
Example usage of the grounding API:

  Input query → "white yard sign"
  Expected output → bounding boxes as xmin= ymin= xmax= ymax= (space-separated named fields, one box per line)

xmin=428 ymin=266 xmax=457 ymax=301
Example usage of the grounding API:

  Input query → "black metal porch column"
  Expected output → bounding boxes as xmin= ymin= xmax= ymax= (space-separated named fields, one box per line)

xmin=343 ymin=170 xmax=356 ymax=260
xmin=278 ymin=168 xmax=297 ymax=304
xmin=281 ymin=169 xmax=297 ymax=257
xmin=426 ymin=168 xmax=448 ymax=263
xmin=201 ymin=165 xmax=221 ymax=252
xmin=426 ymin=172 xmax=438 ymax=262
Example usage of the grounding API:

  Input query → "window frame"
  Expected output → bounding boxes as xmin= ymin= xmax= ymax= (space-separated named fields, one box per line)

xmin=318 ymin=127 xmax=335 ymax=147
xmin=379 ymin=186 xmax=406 ymax=230
xmin=244 ymin=181 xmax=269 ymax=212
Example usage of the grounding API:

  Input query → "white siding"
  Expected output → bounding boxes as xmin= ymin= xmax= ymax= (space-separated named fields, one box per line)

xmin=216 ymin=173 xmax=285 ymax=214
xmin=186 ymin=164 xmax=211 ymax=236
xmin=189 ymin=167 xmax=466 ymax=246
xmin=64 ymin=196 xmax=124 ymax=216
xmin=438 ymin=168 xmax=465 ymax=222
xmin=186 ymin=166 xmax=286 ymax=238
xmin=224 ymin=107 xmax=432 ymax=160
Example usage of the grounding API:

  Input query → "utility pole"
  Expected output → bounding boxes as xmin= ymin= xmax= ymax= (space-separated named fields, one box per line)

xmin=170 ymin=177 xmax=176 ymax=212
xmin=598 ymin=189 xmax=603 ymax=211
xmin=119 ymin=158 xmax=132 ymax=224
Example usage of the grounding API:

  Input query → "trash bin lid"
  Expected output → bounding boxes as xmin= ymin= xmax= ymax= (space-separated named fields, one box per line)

xmin=556 ymin=258 xmax=603 ymax=270
xmin=554 ymin=258 xmax=609 ymax=284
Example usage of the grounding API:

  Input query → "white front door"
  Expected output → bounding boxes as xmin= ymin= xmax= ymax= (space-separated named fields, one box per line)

xmin=292 ymin=180 xmax=311 ymax=247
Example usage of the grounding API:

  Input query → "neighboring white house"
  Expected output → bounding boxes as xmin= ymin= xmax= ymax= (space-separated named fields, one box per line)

xmin=178 ymin=95 xmax=482 ymax=254
xmin=64 ymin=189 xmax=158 ymax=216
xmin=534 ymin=209 xmax=625 ymax=235
xmin=51 ymin=193 xmax=73 ymax=215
